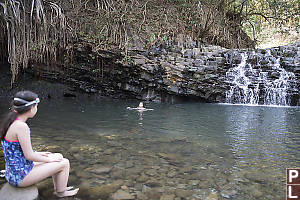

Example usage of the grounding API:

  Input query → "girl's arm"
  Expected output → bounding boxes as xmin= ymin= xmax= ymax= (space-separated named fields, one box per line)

xmin=36 ymin=152 xmax=52 ymax=156
xmin=17 ymin=123 xmax=61 ymax=163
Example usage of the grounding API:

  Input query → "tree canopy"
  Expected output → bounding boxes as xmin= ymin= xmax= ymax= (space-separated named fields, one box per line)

xmin=0 ymin=0 xmax=299 ymax=85
xmin=223 ymin=0 xmax=299 ymax=43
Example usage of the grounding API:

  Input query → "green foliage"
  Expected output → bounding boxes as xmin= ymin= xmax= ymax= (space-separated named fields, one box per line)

xmin=224 ymin=0 xmax=300 ymax=43
xmin=149 ymin=33 xmax=156 ymax=44
xmin=92 ymin=68 xmax=101 ymax=73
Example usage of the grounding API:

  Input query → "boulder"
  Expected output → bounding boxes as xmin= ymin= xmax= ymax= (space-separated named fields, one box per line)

xmin=0 ymin=183 xmax=38 ymax=200
xmin=112 ymin=190 xmax=134 ymax=200
xmin=90 ymin=180 xmax=123 ymax=199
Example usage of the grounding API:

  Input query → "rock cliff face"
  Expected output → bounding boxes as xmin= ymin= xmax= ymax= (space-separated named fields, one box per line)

xmin=27 ymin=41 xmax=300 ymax=106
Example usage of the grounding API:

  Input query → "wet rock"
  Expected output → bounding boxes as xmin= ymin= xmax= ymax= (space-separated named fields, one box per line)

xmin=112 ymin=189 xmax=135 ymax=200
xmin=69 ymin=146 xmax=81 ymax=153
xmin=193 ymin=73 xmax=204 ymax=80
xmin=136 ymin=191 xmax=147 ymax=200
xmin=244 ymin=172 xmax=266 ymax=183
xmin=141 ymin=72 xmax=152 ymax=81
xmin=232 ymin=53 xmax=242 ymax=64
xmin=158 ymin=153 xmax=182 ymax=161
xmin=189 ymin=180 xmax=200 ymax=186
xmin=294 ymin=67 xmax=300 ymax=73
xmin=76 ymin=170 xmax=91 ymax=179
xmin=45 ymin=145 xmax=61 ymax=152
xmin=187 ymin=66 xmax=199 ymax=72
xmin=169 ymin=85 xmax=179 ymax=93
xmin=144 ymin=188 xmax=162 ymax=199
xmin=0 ymin=183 xmax=38 ymax=200
xmin=205 ymin=192 xmax=218 ymax=200
xmin=180 ymin=166 xmax=194 ymax=174
xmin=145 ymin=169 xmax=157 ymax=177
xmin=90 ymin=88 xmax=97 ymax=93
xmin=142 ymin=184 xmax=151 ymax=193
xmin=167 ymin=170 xmax=177 ymax=178
xmin=73 ymin=153 xmax=84 ymax=161
xmin=183 ymin=49 xmax=193 ymax=58
xmin=90 ymin=166 xmax=112 ymax=175
xmin=270 ymin=71 xmax=280 ymax=78
xmin=160 ymin=194 xmax=175 ymax=200
xmin=221 ymin=189 xmax=237 ymax=199
xmin=248 ymin=185 xmax=263 ymax=198
xmin=175 ymin=189 xmax=192 ymax=198
xmin=63 ymin=92 xmax=76 ymax=97
xmin=90 ymin=180 xmax=123 ymax=199
xmin=259 ymin=58 xmax=270 ymax=66
xmin=110 ymin=168 xmax=126 ymax=179
xmin=79 ymin=179 xmax=94 ymax=190
xmin=125 ymin=167 xmax=143 ymax=177
xmin=215 ymin=57 xmax=225 ymax=65
xmin=198 ymin=180 xmax=210 ymax=189
xmin=133 ymin=58 xmax=147 ymax=66
xmin=176 ymin=184 xmax=187 ymax=189
xmin=145 ymin=179 xmax=162 ymax=187
xmin=136 ymin=173 xmax=149 ymax=183
xmin=103 ymin=149 xmax=115 ymax=155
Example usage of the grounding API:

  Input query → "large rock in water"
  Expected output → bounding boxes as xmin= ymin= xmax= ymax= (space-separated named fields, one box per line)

xmin=0 ymin=183 xmax=38 ymax=200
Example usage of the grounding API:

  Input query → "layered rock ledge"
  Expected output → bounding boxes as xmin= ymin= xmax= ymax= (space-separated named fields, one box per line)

xmin=25 ymin=41 xmax=300 ymax=105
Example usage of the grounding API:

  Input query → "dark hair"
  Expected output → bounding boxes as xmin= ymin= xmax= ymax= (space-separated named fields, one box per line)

xmin=0 ymin=91 xmax=38 ymax=140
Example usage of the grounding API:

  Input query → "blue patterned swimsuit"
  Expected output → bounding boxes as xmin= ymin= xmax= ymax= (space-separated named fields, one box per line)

xmin=1 ymin=136 xmax=34 ymax=186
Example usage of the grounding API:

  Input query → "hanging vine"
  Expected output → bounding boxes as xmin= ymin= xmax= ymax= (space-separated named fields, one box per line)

xmin=0 ymin=0 xmax=68 ymax=87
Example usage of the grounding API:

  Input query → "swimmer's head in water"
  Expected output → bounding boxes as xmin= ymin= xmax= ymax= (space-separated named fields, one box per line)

xmin=138 ymin=102 xmax=144 ymax=108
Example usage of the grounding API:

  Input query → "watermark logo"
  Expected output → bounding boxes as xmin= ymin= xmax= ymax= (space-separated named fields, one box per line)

xmin=287 ymin=168 xmax=300 ymax=200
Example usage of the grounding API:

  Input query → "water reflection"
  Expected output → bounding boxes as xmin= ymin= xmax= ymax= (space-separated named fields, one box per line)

xmin=224 ymin=104 xmax=300 ymax=175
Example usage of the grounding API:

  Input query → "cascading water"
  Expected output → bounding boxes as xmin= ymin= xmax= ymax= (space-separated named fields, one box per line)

xmin=264 ymin=56 xmax=296 ymax=105
xmin=225 ymin=53 xmax=259 ymax=104
xmin=225 ymin=50 xmax=297 ymax=106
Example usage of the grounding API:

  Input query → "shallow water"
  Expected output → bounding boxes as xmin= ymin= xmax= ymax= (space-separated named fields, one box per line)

xmin=0 ymin=97 xmax=299 ymax=199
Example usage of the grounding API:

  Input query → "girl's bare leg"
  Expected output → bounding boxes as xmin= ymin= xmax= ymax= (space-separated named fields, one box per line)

xmin=19 ymin=158 xmax=78 ymax=197
xmin=49 ymin=153 xmax=66 ymax=192
xmin=51 ymin=160 xmax=69 ymax=192
xmin=33 ymin=154 xmax=74 ymax=192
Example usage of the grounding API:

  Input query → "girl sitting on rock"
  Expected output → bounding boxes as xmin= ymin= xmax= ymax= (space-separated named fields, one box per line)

xmin=0 ymin=91 xmax=79 ymax=198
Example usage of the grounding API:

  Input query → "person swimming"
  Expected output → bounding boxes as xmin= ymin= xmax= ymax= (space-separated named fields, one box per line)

xmin=126 ymin=102 xmax=153 ymax=111
xmin=137 ymin=102 xmax=146 ymax=110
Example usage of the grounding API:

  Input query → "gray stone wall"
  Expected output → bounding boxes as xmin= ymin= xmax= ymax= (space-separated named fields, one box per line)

xmin=26 ymin=41 xmax=300 ymax=106
xmin=120 ymin=42 xmax=299 ymax=105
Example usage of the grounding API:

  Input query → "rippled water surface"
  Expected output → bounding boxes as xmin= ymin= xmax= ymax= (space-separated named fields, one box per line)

xmin=0 ymin=97 xmax=299 ymax=199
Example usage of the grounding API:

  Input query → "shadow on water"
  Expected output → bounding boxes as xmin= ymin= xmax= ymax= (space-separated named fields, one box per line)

xmin=0 ymin=97 xmax=299 ymax=199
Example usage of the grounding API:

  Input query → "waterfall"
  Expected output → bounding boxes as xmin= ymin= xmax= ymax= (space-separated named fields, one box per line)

xmin=225 ymin=51 xmax=297 ymax=106
xmin=264 ymin=57 xmax=296 ymax=105
xmin=225 ymin=53 xmax=259 ymax=104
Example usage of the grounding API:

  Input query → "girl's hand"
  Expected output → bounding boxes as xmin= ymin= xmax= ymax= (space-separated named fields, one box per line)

xmin=47 ymin=153 xmax=64 ymax=162
xmin=39 ymin=152 xmax=52 ymax=157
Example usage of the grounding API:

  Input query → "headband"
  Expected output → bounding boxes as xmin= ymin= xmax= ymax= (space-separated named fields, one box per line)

xmin=14 ymin=97 xmax=40 ymax=108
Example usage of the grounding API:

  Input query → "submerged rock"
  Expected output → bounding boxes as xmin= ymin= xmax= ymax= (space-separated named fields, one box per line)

xmin=205 ymin=192 xmax=218 ymax=200
xmin=90 ymin=166 xmax=112 ymax=175
xmin=160 ymin=194 xmax=175 ymax=200
xmin=90 ymin=180 xmax=123 ymax=199
xmin=221 ymin=189 xmax=237 ymax=198
xmin=112 ymin=189 xmax=135 ymax=200
xmin=175 ymin=188 xmax=192 ymax=198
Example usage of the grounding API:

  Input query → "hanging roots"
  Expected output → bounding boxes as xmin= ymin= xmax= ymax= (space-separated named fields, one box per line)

xmin=0 ymin=0 xmax=67 ymax=87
